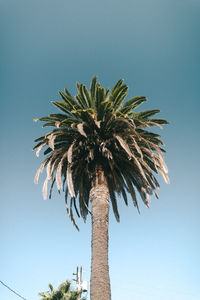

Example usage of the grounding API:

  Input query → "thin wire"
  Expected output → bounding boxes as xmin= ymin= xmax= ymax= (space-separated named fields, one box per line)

xmin=0 ymin=280 xmax=27 ymax=300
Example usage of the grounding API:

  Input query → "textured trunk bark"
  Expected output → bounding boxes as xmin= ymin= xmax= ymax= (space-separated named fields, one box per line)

xmin=90 ymin=167 xmax=111 ymax=300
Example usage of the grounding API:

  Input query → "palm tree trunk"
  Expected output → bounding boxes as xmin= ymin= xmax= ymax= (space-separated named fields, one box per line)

xmin=90 ymin=166 xmax=111 ymax=300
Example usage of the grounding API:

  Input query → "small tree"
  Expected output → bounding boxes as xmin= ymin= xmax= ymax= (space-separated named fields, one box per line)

xmin=39 ymin=280 xmax=85 ymax=300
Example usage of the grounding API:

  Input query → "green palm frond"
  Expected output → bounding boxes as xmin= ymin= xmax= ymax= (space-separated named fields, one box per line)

xmin=34 ymin=76 xmax=169 ymax=229
xmin=39 ymin=281 xmax=82 ymax=300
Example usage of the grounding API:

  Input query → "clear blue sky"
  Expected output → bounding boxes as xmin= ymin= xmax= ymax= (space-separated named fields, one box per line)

xmin=1 ymin=0 xmax=200 ymax=299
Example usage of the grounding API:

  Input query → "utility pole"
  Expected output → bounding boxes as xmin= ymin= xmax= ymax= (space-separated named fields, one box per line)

xmin=73 ymin=266 xmax=88 ymax=299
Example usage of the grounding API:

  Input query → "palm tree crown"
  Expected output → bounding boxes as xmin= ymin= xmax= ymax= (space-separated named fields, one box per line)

xmin=34 ymin=76 xmax=169 ymax=229
xmin=39 ymin=280 xmax=84 ymax=300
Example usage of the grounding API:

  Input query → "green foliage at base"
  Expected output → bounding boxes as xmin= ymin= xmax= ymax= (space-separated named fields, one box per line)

xmin=39 ymin=280 xmax=86 ymax=300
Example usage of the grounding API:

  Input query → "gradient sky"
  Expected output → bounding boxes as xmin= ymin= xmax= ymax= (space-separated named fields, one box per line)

xmin=1 ymin=0 xmax=200 ymax=299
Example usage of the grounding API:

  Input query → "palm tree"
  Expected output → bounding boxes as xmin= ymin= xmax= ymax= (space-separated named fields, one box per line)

xmin=39 ymin=280 xmax=84 ymax=300
xmin=34 ymin=76 xmax=169 ymax=300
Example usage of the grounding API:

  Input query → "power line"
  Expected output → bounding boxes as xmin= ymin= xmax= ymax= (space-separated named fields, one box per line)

xmin=0 ymin=280 xmax=27 ymax=300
